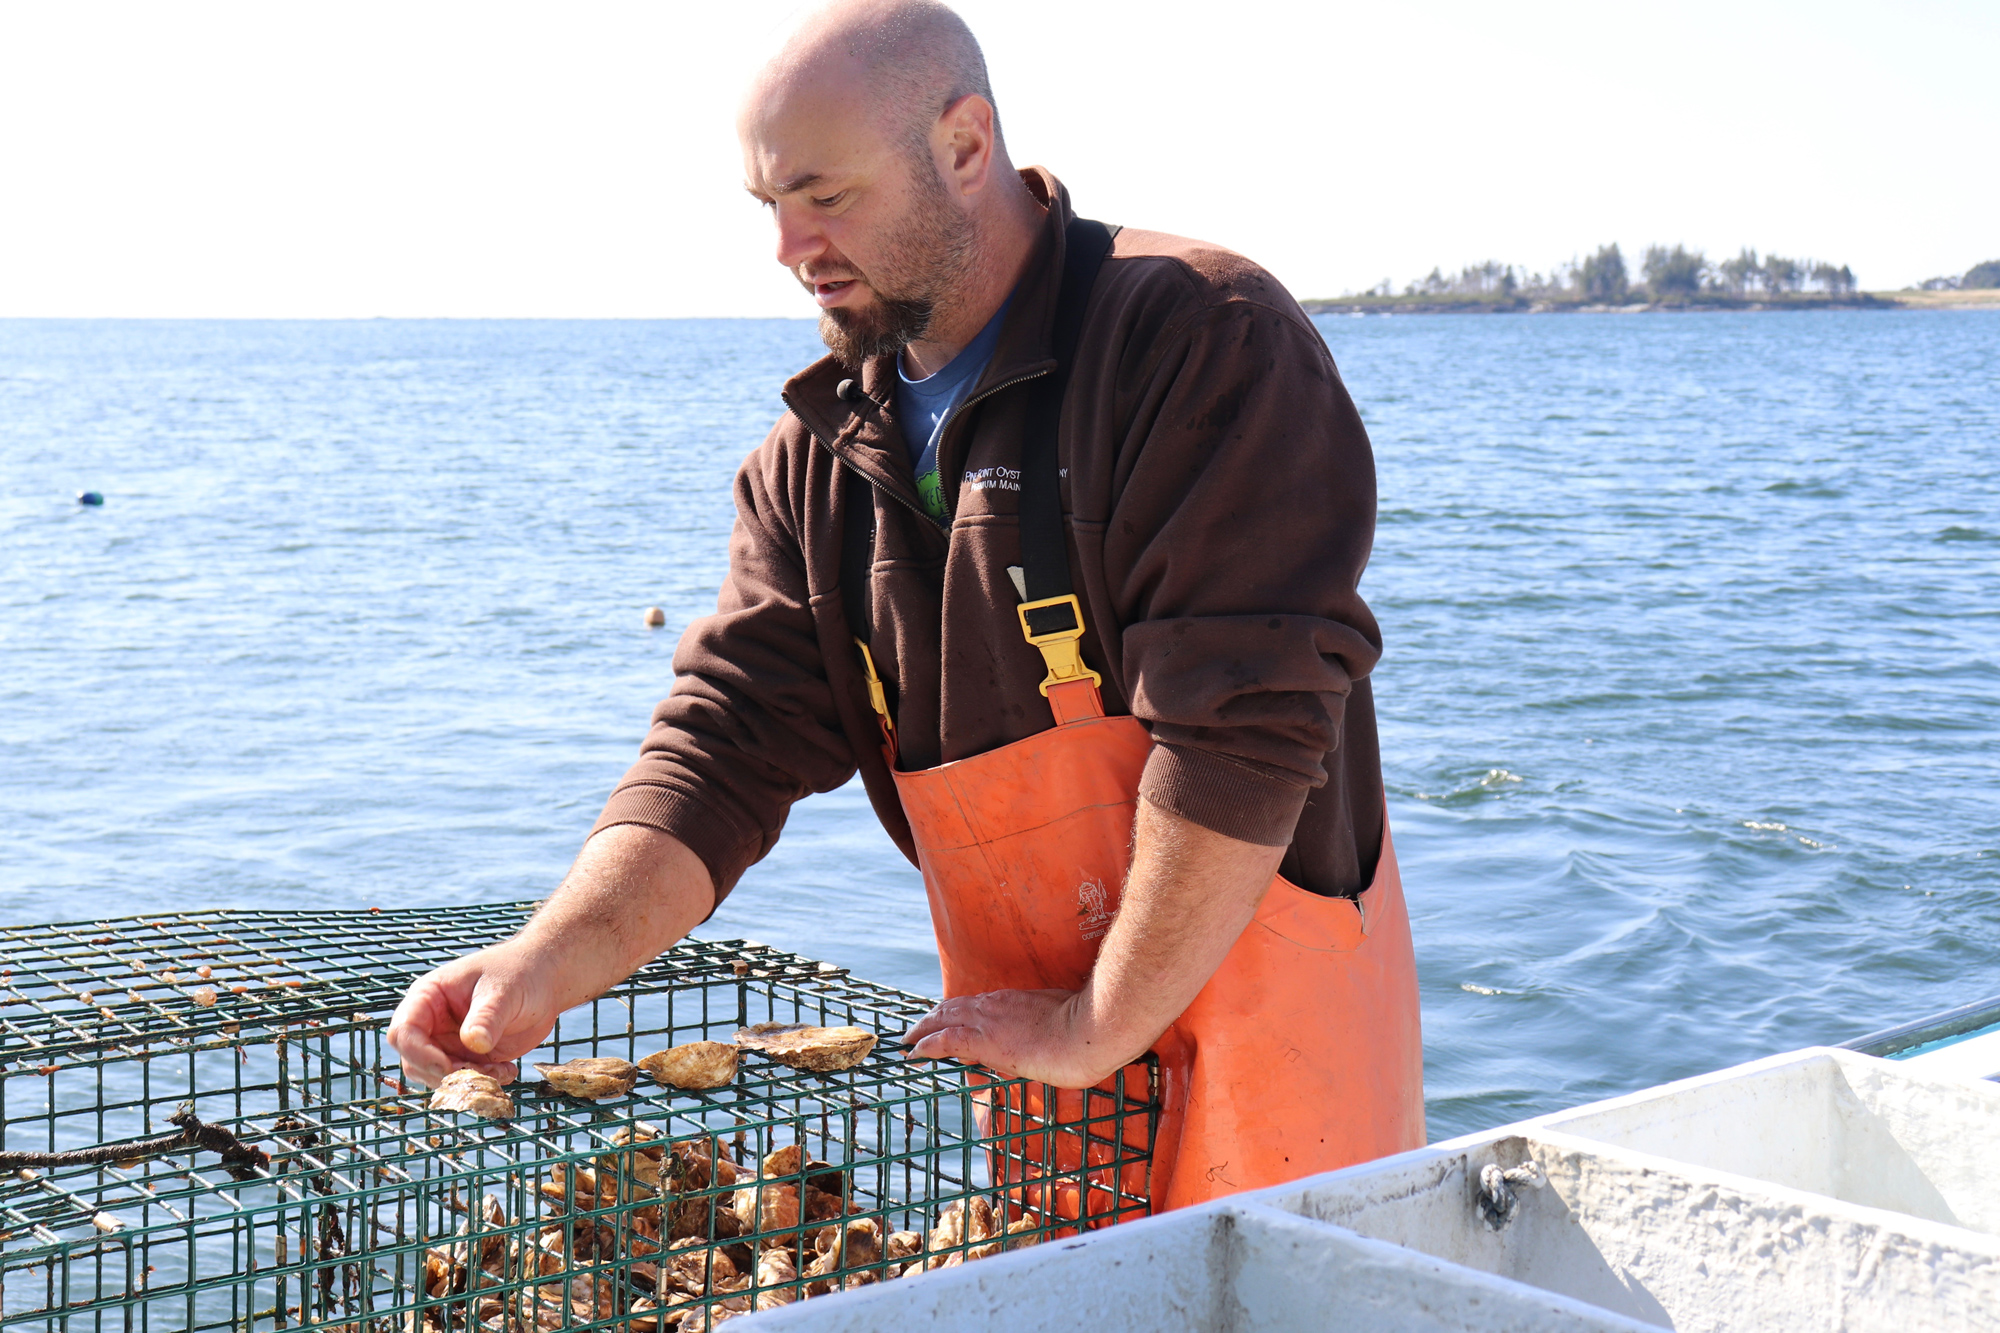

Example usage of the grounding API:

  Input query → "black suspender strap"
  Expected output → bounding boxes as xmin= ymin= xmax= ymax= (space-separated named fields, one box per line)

xmin=841 ymin=465 xmax=875 ymax=642
xmin=1019 ymin=217 xmax=1117 ymax=612
xmin=840 ymin=463 xmax=894 ymax=734
xmin=1014 ymin=217 xmax=1117 ymax=696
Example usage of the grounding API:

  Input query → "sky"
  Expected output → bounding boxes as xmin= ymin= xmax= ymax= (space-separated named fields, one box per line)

xmin=0 ymin=0 xmax=1993 ymax=318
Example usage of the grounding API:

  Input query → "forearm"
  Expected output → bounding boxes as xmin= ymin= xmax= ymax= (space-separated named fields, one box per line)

xmin=514 ymin=823 xmax=716 ymax=1010
xmin=1078 ymin=797 xmax=1282 ymax=1063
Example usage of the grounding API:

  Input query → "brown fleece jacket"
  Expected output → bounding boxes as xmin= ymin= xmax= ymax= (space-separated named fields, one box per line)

xmin=593 ymin=169 xmax=1385 ymax=903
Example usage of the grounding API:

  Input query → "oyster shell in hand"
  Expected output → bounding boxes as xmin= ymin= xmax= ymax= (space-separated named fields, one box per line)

xmin=428 ymin=1069 xmax=515 ymax=1120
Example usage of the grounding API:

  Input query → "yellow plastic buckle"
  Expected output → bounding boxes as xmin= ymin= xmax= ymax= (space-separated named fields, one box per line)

xmin=854 ymin=637 xmax=894 ymax=734
xmin=1016 ymin=594 xmax=1103 ymax=697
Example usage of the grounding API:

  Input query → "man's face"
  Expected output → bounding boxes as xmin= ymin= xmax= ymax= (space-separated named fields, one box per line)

xmin=740 ymin=81 xmax=974 ymax=367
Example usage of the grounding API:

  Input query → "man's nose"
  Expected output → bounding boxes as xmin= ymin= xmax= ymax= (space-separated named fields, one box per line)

xmin=772 ymin=204 xmax=826 ymax=272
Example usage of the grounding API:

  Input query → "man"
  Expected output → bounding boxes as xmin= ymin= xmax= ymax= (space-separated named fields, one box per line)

xmin=389 ymin=0 xmax=1421 ymax=1210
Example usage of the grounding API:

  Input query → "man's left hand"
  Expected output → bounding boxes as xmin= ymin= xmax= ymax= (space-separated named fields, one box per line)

xmin=901 ymin=988 xmax=1136 ymax=1089
xmin=900 ymin=798 xmax=1284 ymax=1091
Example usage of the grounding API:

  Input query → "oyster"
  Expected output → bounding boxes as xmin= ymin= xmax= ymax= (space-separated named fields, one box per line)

xmin=611 ymin=1123 xmax=665 ymax=1157
xmin=926 ymin=1199 xmax=965 ymax=1255
xmin=907 ymin=1197 xmax=1003 ymax=1272
xmin=760 ymin=1143 xmax=806 ymax=1178
xmin=428 ymin=1069 xmax=514 ymax=1120
xmin=730 ymin=1182 xmax=802 ymax=1240
xmin=753 ymin=1247 xmax=799 ymax=1310
xmin=805 ymin=1218 xmax=883 ymax=1295
xmin=639 ymin=1041 xmax=740 ymax=1090
xmin=964 ymin=1196 xmax=1004 ymax=1260
xmin=538 ymin=1164 xmax=612 ymax=1210
xmin=756 ymin=1141 xmax=842 ymax=1194
xmin=532 ymin=1057 xmax=639 ymax=1100
xmin=595 ymin=1124 xmax=666 ymax=1191
xmin=665 ymin=1136 xmax=740 ymax=1191
xmin=732 ymin=1023 xmax=876 ymax=1072
xmin=666 ymin=1234 xmax=737 ymax=1295
xmin=802 ymin=1185 xmax=844 ymax=1225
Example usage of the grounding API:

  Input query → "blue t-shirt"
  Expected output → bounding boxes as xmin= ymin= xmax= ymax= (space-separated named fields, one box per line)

xmin=895 ymin=299 xmax=1010 ymax=520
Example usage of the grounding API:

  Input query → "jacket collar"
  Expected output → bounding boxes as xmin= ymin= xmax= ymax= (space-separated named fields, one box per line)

xmin=781 ymin=168 xmax=1076 ymax=510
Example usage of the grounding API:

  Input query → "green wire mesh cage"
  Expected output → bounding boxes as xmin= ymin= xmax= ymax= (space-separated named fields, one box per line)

xmin=0 ymin=906 xmax=1158 ymax=1330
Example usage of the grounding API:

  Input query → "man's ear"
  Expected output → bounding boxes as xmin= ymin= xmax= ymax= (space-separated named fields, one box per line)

xmin=936 ymin=93 xmax=997 ymax=195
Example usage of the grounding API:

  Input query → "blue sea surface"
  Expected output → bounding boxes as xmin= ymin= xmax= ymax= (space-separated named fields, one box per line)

xmin=3 ymin=311 xmax=1996 ymax=1139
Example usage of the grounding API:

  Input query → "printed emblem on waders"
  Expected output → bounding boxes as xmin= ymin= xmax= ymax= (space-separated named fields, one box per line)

xmin=1076 ymin=876 xmax=1115 ymax=940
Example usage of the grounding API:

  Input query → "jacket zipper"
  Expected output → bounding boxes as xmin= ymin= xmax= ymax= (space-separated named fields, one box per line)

xmin=781 ymin=391 xmax=938 ymax=529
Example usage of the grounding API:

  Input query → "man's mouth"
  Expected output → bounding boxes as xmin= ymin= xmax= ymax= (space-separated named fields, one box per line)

xmin=812 ymin=278 xmax=859 ymax=307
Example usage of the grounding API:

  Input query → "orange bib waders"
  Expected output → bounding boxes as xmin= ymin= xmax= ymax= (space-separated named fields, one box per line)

xmin=847 ymin=219 xmax=1423 ymax=1218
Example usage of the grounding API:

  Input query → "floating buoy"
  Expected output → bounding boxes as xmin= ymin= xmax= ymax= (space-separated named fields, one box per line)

xmin=643 ymin=607 xmax=666 ymax=628
xmin=77 ymin=491 xmax=104 ymax=506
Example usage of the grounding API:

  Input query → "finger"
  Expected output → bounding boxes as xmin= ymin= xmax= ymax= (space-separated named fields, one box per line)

xmin=392 ymin=1030 xmax=512 ymax=1090
xmin=385 ymin=980 xmax=439 ymax=1055
xmin=458 ymin=973 xmax=518 ymax=1057
xmin=387 ymin=983 xmax=459 ymax=1088
xmin=900 ymin=1007 xmax=951 ymax=1046
xmin=901 ymin=994 xmax=988 ymax=1045
xmin=397 ymin=1042 xmax=509 ymax=1092
xmin=909 ymin=1025 xmax=980 ymax=1063
xmin=397 ymin=1037 xmax=453 ymax=1090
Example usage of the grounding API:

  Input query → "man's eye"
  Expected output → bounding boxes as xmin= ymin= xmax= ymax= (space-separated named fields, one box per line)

xmin=812 ymin=191 xmax=847 ymax=208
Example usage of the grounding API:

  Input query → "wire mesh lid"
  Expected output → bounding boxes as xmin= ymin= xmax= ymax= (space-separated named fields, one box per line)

xmin=1 ymin=905 xmax=849 ymax=1070
xmin=2 ymin=905 xmax=1158 ymax=1330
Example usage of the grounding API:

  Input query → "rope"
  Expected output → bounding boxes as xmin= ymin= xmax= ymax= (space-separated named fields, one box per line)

xmin=1476 ymin=1159 xmax=1545 ymax=1231
xmin=0 ymin=1107 xmax=271 ymax=1180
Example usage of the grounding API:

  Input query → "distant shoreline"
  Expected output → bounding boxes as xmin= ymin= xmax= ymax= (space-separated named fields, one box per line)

xmin=1301 ymin=289 xmax=2000 ymax=315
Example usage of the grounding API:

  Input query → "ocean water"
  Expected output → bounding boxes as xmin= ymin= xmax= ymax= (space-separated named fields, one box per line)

xmin=3 ymin=311 xmax=1995 ymax=1140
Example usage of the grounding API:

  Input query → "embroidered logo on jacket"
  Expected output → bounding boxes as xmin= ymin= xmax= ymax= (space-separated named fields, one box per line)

xmin=963 ymin=465 xmax=1021 ymax=493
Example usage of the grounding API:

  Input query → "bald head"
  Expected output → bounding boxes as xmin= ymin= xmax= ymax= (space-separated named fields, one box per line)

xmin=751 ymin=0 xmax=998 ymax=160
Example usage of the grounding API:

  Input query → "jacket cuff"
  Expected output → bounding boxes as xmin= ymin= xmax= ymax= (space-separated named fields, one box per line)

xmin=589 ymin=782 xmax=763 ymax=907
xmin=1139 ymin=741 xmax=1310 ymax=848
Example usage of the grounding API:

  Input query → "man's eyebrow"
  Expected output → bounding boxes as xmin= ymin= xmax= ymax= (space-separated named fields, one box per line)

xmin=755 ymin=171 xmax=824 ymax=197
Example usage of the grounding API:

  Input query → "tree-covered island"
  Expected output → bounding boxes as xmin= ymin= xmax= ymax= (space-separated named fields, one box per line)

xmin=1302 ymin=248 xmax=2000 ymax=313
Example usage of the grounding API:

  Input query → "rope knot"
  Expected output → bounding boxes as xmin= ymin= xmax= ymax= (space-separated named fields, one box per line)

xmin=1476 ymin=1159 xmax=1545 ymax=1231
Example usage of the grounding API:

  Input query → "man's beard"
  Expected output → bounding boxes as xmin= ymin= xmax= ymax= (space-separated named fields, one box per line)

xmin=812 ymin=159 xmax=977 ymax=370
xmin=819 ymin=291 xmax=937 ymax=369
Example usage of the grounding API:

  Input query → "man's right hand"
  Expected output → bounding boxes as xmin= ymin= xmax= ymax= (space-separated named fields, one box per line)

xmin=383 ymin=824 xmax=717 ymax=1089
xmin=386 ymin=939 xmax=562 ymax=1089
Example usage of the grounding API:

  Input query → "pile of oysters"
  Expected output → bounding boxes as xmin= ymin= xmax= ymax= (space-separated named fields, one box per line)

xmin=411 ymin=1132 xmax=1044 ymax=1329
xmin=410 ymin=1024 xmax=1045 ymax=1328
